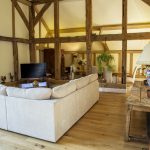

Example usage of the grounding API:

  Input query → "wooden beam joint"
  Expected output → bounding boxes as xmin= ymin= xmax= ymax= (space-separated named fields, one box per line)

xmin=34 ymin=1 xmax=52 ymax=26
xmin=12 ymin=0 xmax=29 ymax=30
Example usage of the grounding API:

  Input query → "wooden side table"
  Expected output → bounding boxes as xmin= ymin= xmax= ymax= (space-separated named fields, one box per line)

xmin=125 ymin=101 xmax=150 ymax=142
xmin=125 ymin=81 xmax=150 ymax=142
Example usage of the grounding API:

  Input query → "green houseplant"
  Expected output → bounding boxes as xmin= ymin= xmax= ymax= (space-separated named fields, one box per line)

xmin=97 ymin=51 xmax=115 ymax=82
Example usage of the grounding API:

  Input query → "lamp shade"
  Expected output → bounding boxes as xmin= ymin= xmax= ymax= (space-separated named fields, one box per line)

xmin=136 ymin=43 xmax=150 ymax=65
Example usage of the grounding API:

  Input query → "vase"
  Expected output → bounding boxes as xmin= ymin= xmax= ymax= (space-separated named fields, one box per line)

xmin=103 ymin=67 xmax=112 ymax=83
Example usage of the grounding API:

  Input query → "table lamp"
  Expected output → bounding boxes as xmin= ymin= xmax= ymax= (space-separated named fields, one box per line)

xmin=136 ymin=43 xmax=150 ymax=86
xmin=137 ymin=43 xmax=150 ymax=65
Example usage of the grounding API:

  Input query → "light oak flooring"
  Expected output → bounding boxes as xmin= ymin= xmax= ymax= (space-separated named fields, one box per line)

xmin=0 ymin=93 xmax=148 ymax=150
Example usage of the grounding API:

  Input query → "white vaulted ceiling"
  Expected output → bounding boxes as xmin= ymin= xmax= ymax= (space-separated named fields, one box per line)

xmin=37 ymin=0 xmax=150 ymax=28
xmin=35 ymin=0 xmax=150 ymax=50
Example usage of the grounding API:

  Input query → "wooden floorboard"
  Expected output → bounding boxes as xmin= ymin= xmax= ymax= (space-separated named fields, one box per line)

xmin=0 ymin=93 xmax=148 ymax=150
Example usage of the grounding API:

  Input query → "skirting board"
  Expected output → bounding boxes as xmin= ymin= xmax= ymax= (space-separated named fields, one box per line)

xmin=99 ymin=87 xmax=127 ymax=93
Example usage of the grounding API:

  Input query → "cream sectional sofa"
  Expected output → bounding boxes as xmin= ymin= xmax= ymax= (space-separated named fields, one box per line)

xmin=0 ymin=74 xmax=99 ymax=142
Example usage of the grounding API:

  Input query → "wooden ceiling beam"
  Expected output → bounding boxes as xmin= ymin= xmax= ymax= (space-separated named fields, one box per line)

xmin=34 ymin=32 xmax=150 ymax=44
xmin=96 ymin=22 xmax=150 ymax=30
xmin=34 ymin=1 xmax=52 ymax=26
xmin=127 ymin=32 xmax=150 ymax=40
xmin=93 ymin=34 xmax=123 ymax=41
xmin=32 ymin=0 xmax=63 ymax=5
xmin=12 ymin=0 xmax=29 ymax=30
xmin=32 ymin=0 xmax=53 ymax=5
xmin=16 ymin=0 xmax=32 ymax=6
xmin=94 ymin=32 xmax=150 ymax=41
xmin=0 ymin=36 xmax=29 ymax=43
xmin=48 ymin=22 xmax=150 ymax=34
xmin=141 ymin=0 xmax=150 ymax=6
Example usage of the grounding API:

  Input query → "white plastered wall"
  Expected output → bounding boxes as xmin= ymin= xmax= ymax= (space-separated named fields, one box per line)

xmin=0 ymin=0 xmax=30 ymax=82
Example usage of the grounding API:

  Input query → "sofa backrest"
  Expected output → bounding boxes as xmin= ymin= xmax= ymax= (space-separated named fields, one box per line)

xmin=6 ymin=87 xmax=52 ymax=100
xmin=52 ymin=81 xmax=76 ymax=99
xmin=4 ymin=74 xmax=98 ymax=100
xmin=88 ymin=74 xmax=98 ymax=83
xmin=0 ymin=84 xmax=7 ymax=96
xmin=70 ymin=76 xmax=90 ymax=90
xmin=69 ymin=74 xmax=98 ymax=90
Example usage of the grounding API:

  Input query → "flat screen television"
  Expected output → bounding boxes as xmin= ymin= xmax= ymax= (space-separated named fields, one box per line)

xmin=21 ymin=63 xmax=46 ymax=79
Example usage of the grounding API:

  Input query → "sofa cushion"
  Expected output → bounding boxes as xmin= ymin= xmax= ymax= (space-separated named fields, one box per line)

xmin=70 ymin=76 xmax=89 ymax=90
xmin=88 ymin=74 xmax=98 ymax=83
xmin=0 ymin=84 xmax=7 ymax=96
xmin=6 ymin=87 xmax=52 ymax=100
xmin=52 ymin=82 xmax=76 ymax=99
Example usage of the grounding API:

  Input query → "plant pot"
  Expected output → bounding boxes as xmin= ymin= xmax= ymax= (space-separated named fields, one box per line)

xmin=147 ymin=90 xmax=150 ymax=98
xmin=103 ymin=67 xmax=112 ymax=83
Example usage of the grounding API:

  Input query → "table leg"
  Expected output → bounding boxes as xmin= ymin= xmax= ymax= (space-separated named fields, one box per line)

xmin=125 ymin=104 xmax=133 ymax=141
xmin=147 ymin=113 xmax=150 ymax=150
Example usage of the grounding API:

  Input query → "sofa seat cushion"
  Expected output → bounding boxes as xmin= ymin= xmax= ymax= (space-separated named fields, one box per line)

xmin=88 ymin=74 xmax=98 ymax=83
xmin=70 ymin=76 xmax=89 ymax=90
xmin=6 ymin=87 xmax=52 ymax=100
xmin=0 ymin=84 xmax=7 ymax=96
xmin=52 ymin=82 xmax=76 ymax=98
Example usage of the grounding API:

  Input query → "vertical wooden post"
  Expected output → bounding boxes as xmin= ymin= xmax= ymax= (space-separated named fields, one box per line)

xmin=54 ymin=0 xmax=61 ymax=80
xmin=93 ymin=53 xmax=96 ymax=66
xmin=29 ymin=4 xmax=36 ymax=63
xmin=39 ymin=20 xmax=41 ymax=38
xmin=86 ymin=0 xmax=92 ymax=75
xmin=118 ymin=52 xmax=122 ymax=73
xmin=12 ymin=0 xmax=19 ymax=81
xmin=122 ymin=0 xmax=128 ymax=84
xmin=130 ymin=53 xmax=133 ymax=76
xmin=125 ymin=104 xmax=132 ymax=141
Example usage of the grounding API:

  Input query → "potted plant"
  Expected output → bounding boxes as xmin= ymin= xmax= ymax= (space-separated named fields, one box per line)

xmin=97 ymin=51 xmax=115 ymax=83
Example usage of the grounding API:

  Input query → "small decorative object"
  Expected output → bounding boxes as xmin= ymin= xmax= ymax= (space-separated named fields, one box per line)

xmin=33 ymin=80 xmax=39 ymax=88
xmin=147 ymin=89 xmax=150 ymax=98
xmin=1 ymin=76 xmax=6 ymax=83
xmin=144 ymin=79 xmax=148 ymax=86
xmin=144 ymin=66 xmax=150 ymax=86
xmin=9 ymin=73 xmax=14 ymax=82
xmin=72 ymin=53 xmax=87 ymax=75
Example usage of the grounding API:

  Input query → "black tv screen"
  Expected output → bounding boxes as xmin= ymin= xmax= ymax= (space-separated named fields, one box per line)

xmin=21 ymin=63 xmax=46 ymax=79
